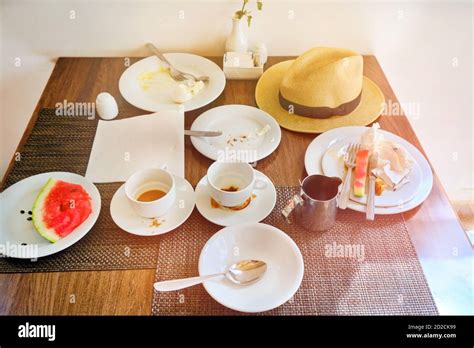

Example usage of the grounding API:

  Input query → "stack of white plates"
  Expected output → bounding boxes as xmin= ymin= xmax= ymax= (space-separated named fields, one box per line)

xmin=304 ymin=126 xmax=433 ymax=215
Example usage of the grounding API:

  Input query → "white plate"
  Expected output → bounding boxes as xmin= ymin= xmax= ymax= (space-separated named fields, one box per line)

xmin=190 ymin=105 xmax=282 ymax=162
xmin=119 ymin=54 xmax=226 ymax=112
xmin=304 ymin=126 xmax=433 ymax=214
xmin=195 ymin=170 xmax=276 ymax=226
xmin=110 ymin=175 xmax=195 ymax=236
xmin=321 ymin=136 xmax=423 ymax=207
xmin=0 ymin=172 xmax=101 ymax=259
xmin=199 ymin=223 xmax=304 ymax=313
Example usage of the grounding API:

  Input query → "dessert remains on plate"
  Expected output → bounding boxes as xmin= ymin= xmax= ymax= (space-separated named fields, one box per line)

xmin=353 ymin=124 xmax=413 ymax=197
xmin=137 ymin=67 xmax=205 ymax=104
xmin=172 ymin=79 xmax=205 ymax=103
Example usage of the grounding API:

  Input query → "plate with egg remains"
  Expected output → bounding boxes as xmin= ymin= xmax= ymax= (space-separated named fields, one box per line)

xmin=190 ymin=105 xmax=282 ymax=162
xmin=119 ymin=54 xmax=226 ymax=112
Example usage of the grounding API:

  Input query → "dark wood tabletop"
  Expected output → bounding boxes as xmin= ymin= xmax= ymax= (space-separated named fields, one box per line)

xmin=0 ymin=56 xmax=471 ymax=315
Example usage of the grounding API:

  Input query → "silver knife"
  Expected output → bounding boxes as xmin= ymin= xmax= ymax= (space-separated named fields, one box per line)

xmin=184 ymin=130 xmax=222 ymax=137
xmin=366 ymin=153 xmax=378 ymax=220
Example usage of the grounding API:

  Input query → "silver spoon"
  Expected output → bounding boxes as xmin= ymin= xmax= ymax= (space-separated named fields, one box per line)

xmin=153 ymin=260 xmax=267 ymax=292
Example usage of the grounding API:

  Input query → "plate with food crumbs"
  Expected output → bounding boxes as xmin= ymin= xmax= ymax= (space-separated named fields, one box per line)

xmin=190 ymin=105 xmax=281 ymax=162
xmin=195 ymin=169 xmax=276 ymax=226
xmin=110 ymin=175 xmax=195 ymax=236
xmin=119 ymin=54 xmax=225 ymax=112
xmin=304 ymin=126 xmax=433 ymax=215
xmin=321 ymin=135 xmax=423 ymax=207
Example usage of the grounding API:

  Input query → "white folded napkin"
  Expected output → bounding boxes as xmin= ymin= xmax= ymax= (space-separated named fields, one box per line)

xmin=372 ymin=163 xmax=410 ymax=189
xmin=224 ymin=52 xmax=255 ymax=68
xmin=85 ymin=110 xmax=184 ymax=183
xmin=360 ymin=124 xmax=413 ymax=190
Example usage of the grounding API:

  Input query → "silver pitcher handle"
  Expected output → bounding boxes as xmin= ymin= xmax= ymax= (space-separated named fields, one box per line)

xmin=282 ymin=194 xmax=304 ymax=224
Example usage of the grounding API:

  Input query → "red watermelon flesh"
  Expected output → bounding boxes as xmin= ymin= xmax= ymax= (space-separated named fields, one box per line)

xmin=32 ymin=178 xmax=92 ymax=243
xmin=353 ymin=149 xmax=369 ymax=197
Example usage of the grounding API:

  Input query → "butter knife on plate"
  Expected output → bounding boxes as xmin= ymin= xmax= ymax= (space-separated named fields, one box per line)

xmin=184 ymin=130 xmax=222 ymax=137
xmin=366 ymin=153 xmax=378 ymax=220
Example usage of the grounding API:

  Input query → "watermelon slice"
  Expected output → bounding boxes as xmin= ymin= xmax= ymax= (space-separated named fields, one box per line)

xmin=32 ymin=178 xmax=92 ymax=243
xmin=353 ymin=149 xmax=369 ymax=197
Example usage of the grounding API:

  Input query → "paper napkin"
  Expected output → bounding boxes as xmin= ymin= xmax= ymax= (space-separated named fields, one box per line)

xmin=85 ymin=110 xmax=184 ymax=183
xmin=372 ymin=163 xmax=410 ymax=188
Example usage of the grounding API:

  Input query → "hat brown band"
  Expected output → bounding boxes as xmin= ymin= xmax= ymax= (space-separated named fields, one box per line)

xmin=278 ymin=91 xmax=362 ymax=119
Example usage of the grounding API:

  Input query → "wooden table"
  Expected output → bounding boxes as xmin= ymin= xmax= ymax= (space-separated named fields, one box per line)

xmin=0 ymin=56 xmax=472 ymax=315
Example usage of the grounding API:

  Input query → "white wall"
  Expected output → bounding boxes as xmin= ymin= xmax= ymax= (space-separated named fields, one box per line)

xmin=1 ymin=0 xmax=472 ymax=201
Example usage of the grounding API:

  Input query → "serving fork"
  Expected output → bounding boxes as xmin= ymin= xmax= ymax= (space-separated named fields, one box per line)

xmin=146 ymin=43 xmax=209 ymax=82
xmin=338 ymin=143 xmax=360 ymax=209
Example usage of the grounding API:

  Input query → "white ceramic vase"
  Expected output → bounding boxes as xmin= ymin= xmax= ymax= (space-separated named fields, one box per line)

xmin=225 ymin=17 xmax=248 ymax=53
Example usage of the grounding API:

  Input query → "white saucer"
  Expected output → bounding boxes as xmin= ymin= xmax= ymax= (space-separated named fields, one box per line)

xmin=110 ymin=175 xmax=195 ymax=236
xmin=190 ymin=105 xmax=282 ymax=162
xmin=195 ymin=170 xmax=276 ymax=226
xmin=304 ymin=126 xmax=433 ymax=214
xmin=119 ymin=54 xmax=226 ymax=112
xmin=0 ymin=172 xmax=101 ymax=258
xmin=199 ymin=223 xmax=304 ymax=313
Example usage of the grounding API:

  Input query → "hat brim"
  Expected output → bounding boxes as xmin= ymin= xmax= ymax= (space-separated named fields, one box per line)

xmin=255 ymin=60 xmax=385 ymax=133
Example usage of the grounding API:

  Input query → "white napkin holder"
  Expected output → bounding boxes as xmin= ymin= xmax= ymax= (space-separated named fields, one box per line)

xmin=223 ymin=51 xmax=264 ymax=80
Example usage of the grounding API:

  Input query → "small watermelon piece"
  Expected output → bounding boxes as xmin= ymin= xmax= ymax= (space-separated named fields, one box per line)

xmin=353 ymin=149 xmax=369 ymax=197
xmin=32 ymin=178 xmax=92 ymax=243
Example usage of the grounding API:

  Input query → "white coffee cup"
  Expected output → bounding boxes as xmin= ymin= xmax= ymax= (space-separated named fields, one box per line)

xmin=125 ymin=168 xmax=176 ymax=218
xmin=207 ymin=162 xmax=266 ymax=207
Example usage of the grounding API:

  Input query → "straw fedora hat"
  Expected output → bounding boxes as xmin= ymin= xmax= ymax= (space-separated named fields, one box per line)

xmin=255 ymin=47 xmax=385 ymax=133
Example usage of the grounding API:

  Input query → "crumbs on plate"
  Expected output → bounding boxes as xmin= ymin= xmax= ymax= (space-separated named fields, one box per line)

xmin=225 ymin=124 xmax=270 ymax=147
xmin=149 ymin=218 xmax=164 ymax=228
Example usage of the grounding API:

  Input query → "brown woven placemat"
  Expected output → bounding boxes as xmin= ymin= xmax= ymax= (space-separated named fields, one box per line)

xmin=1 ymin=108 xmax=438 ymax=315
xmin=152 ymin=187 xmax=438 ymax=315
xmin=0 ymin=108 xmax=164 ymax=272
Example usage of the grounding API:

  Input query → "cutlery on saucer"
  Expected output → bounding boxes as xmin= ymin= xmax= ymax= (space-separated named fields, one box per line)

xmin=338 ymin=143 xmax=360 ymax=209
xmin=146 ymin=43 xmax=209 ymax=82
xmin=184 ymin=130 xmax=222 ymax=137
xmin=153 ymin=259 xmax=267 ymax=292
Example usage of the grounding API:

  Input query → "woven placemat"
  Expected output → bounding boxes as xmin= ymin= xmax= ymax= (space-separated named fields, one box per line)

xmin=152 ymin=187 xmax=438 ymax=315
xmin=1 ymin=108 xmax=438 ymax=315
xmin=0 ymin=109 xmax=164 ymax=272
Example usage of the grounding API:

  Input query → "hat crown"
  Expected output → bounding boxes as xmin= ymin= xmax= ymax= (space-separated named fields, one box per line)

xmin=280 ymin=47 xmax=363 ymax=108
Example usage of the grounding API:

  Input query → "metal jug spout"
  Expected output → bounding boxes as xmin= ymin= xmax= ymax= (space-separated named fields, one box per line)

xmin=300 ymin=175 xmax=342 ymax=202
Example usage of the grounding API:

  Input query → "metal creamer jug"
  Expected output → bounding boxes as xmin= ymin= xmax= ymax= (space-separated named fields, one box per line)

xmin=282 ymin=175 xmax=342 ymax=232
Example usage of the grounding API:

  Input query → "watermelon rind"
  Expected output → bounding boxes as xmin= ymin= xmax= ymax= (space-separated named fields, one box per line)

xmin=32 ymin=178 xmax=61 ymax=243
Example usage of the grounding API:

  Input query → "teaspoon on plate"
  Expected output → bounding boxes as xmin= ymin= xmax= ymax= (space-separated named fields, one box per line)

xmin=153 ymin=259 xmax=267 ymax=292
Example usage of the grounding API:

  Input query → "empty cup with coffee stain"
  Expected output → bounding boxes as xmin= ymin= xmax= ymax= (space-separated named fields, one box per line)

xmin=282 ymin=174 xmax=342 ymax=231
xmin=207 ymin=162 xmax=266 ymax=208
xmin=125 ymin=168 xmax=176 ymax=218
